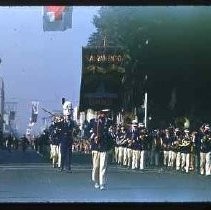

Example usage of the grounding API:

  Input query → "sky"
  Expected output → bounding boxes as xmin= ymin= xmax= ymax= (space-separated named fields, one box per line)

xmin=0 ymin=6 xmax=100 ymax=135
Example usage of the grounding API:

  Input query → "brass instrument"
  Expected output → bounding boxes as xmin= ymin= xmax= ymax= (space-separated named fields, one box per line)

xmin=127 ymin=138 xmax=133 ymax=147
xmin=179 ymin=138 xmax=191 ymax=147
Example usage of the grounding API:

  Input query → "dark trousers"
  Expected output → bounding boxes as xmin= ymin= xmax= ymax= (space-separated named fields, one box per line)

xmin=60 ymin=142 xmax=72 ymax=170
xmin=195 ymin=151 xmax=200 ymax=173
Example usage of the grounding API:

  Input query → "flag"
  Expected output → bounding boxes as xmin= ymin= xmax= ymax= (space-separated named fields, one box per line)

xmin=43 ymin=6 xmax=73 ymax=31
xmin=31 ymin=101 xmax=39 ymax=123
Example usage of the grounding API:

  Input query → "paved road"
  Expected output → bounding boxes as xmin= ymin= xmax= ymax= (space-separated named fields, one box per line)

xmin=0 ymin=147 xmax=211 ymax=203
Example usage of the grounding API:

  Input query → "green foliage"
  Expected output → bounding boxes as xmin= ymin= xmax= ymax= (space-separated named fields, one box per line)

xmin=87 ymin=6 xmax=211 ymax=124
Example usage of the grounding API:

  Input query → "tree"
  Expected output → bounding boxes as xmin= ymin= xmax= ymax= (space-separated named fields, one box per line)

xmin=87 ymin=6 xmax=211 ymax=125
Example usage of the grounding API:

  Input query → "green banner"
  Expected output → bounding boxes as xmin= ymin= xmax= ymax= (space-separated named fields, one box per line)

xmin=79 ymin=46 xmax=126 ymax=111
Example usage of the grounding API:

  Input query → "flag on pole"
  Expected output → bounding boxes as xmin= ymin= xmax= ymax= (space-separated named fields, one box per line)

xmin=43 ymin=6 xmax=73 ymax=31
xmin=31 ymin=101 xmax=39 ymax=123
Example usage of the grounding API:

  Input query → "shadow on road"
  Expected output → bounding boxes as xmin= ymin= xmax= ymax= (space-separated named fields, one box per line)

xmin=0 ymin=147 xmax=48 ymax=164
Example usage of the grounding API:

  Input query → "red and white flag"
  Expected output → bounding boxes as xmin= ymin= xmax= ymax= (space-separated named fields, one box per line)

xmin=43 ymin=6 xmax=73 ymax=31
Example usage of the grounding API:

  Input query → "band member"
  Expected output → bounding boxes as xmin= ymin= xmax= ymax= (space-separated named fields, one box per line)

xmin=107 ymin=125 xmax=116 ymax=163
xmin=138 ymin=130 xmax=148 ymax=170
xmin=125 ymin=120 xmax=137 ymax=169
xmin=57 ymin=115 xmax=74 ymax=172
xmin=162 ymin=129 xmax=172 ymax=168
xmin=189 ymin=131 xmax=197 ymax=171
xmin=200 ymin=129 xmax=211 ymax=176
xmin=173 ymin=129 xmax=183 ymax=171
xmin=117 ymin=126 xmax=127 ymax=166
xmin=179 ymin=129 xmax=192 ymax=173
xmin=114 ymin=126 xmax=120 ymax=164
xmin=49 ymin=117 xmax=60 ymax=168
xmin=91 ymin=111 xmax=113 ymax=190
xmin=130 ymin=123 xmax=139 ymax=170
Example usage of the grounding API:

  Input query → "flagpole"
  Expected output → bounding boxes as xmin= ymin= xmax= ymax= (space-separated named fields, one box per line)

xmin=144 ymin=91 xmax=147 ymax=128
xmin=144 ymin=75 xmax=148 ymax=128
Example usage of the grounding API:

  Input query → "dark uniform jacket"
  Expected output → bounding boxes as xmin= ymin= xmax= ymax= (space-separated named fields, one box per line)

xmin=180 ymin=136 xmax=192 ymax=153
xmin=90 ymin=117 xmax=110 ymax=152
xmin=200 ymin=134 xmax=211 ymax=153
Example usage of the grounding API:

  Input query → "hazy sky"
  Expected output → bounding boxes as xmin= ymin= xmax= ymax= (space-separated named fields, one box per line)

xmin=0 ymin=6 xmax=100 ymax=134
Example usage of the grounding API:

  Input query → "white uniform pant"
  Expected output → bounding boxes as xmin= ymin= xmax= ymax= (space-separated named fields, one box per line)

xmin=168 ymin=150 xmax=177 ymax=168
xmin=114 ymin=146 xmax=119 ymax=163
xmin=140 ymin=150 xmax=145 ymax=170
xmin=132 ymin=150 xmax=140 ymax=169
xmin=181 ymin=153 xmax=190 ymax=173
xmin=57 ymin=144 xmax=61 ymax=168
xmin=50 ymin=145 xmax=59 ymax=166
xmin=118 ymin=146 xmax=124 ymax=165
xmin=200 ymin=152 xmax=211 ymax=176
xmin=50 ymin=144 xmax=53 ymax=159
xmin=163 ymin=150 xmax=170 ymax=166
xmin=123 ymin=147 xmax=128 ymax=166
xmin=92 ymin=151 xmax=108 ymax=186
xmin=176 ymin=152 xmax=181 ymax=170
xmin=127 ymin=148 xmax=133 ymax=168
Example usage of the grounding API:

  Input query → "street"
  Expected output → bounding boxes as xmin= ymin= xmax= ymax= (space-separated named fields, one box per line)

xmin=0 ymin=147 xmax=211 ymax=203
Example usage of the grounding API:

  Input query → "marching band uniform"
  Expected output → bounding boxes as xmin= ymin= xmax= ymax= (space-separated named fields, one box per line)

xmin=91 ymin=113 xmax=112 ymax=190
xmin=107 ymin=126 xmax=116 ymax=163
xmin=139 ymin=131 xmax=147 ymax=170
xmin=117 ymin=127 xmax=127 ymax=166
xmin=130 ymin=126 xmax=139 ymax=170
xmin=172 ymin=130 xmax=182 ymax=171
xmin=49 ymin=122 xmax=60 ymax=168
xmin=114 ymin=127 xmax=120 ymax=164
xmin=162 ymin=130 xmax=172 ymax=168
xmin=123 ymin=138 xmax=128 ymax=167
xmin=200 ymin=130 xmax=211 ymax=176
xmin=179 ymin=129 xmax=192 ymax=173
xmin=125 ymin=122 xmax=138 ymax=168
xmin=176 ymin=133 xmax=185 ymax=171
xmin=58 ymin=117 xmax=74 ymax=172
xmin=169 ymin=129 xmax=180 ymax=169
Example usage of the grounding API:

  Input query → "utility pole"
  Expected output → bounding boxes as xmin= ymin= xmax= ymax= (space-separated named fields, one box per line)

xmin=103 ymin=35 xmax=107 ymax=47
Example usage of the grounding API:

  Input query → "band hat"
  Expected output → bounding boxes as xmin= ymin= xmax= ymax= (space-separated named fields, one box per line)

xmin=132 ymin=119 xmax=138 ymax=124
xmin=184 ymin=129 xmax=190 ymax=133
xmin=138 ymin=123 xmax=145 ymax=127
xmin=205 ymin=124 xmax=210 ymax=129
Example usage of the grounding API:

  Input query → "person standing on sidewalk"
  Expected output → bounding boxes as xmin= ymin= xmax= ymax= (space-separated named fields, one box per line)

xmin=90 ymin=111 xmax=113 ymax=190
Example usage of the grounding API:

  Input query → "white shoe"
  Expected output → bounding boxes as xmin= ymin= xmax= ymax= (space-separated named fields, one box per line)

xmin=100 ymin=185 xmax=105 ymax=190
xmin=94 ymin=183 xmax=100 ymax=189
